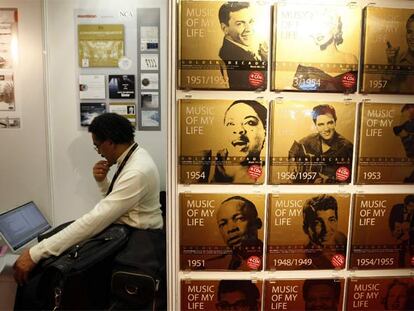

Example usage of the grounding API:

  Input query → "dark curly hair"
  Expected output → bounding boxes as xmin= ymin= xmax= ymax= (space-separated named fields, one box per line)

xmin=311 ymin=105 xmax=337 ymax=123
xmin=216 ymin=280 xmax=260 ymax=311
xmin=303 ymin=195 xmax=338 ymax=235
xmin=224 ymin=100 xmax=267 ymax=130
xmin=303 ymin=279 xmax=341 ymax=303
xmin=88 ymin=113 xmax=134 ymax=144
xmin=218 ymin=2 xmax=250 ymax=26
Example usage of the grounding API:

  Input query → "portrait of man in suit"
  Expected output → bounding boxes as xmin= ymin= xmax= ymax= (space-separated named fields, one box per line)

xmin=218 ymin=2 xmax=267 ymax=90
xmin=213 ymin=196 xmax=263 ymax=270
xmin=302 ymin=195 xmax=347 ymax=269
xmin=303 ymin=279 xmax=341 ymax=311
xmin=216 ymin=280 xmax=261 ymax=311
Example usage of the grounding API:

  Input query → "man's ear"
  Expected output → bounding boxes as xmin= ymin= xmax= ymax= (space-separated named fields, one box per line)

xmin=107 ymin=139 xmax=116 ymax=148
xmin=220 ymin=23 xmax=228 ymax=34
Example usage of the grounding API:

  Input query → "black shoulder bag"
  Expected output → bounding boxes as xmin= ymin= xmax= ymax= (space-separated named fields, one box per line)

xmin=32 ymin=144 xmax=139 ymax=310
xmin=36 ymin=225 xmax=130 ymax=310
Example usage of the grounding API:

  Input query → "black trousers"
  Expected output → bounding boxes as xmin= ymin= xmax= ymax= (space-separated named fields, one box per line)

xmin=14 ymin=271 xmax=43 ymax=310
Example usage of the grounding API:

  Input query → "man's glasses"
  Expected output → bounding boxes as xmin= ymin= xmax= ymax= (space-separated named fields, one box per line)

xmin=93 ymin=141 xmax=105 ymax=152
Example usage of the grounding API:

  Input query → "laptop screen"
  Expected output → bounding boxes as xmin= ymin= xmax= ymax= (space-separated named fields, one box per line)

xmin=0 ymin=201 xmax=51 ymax=251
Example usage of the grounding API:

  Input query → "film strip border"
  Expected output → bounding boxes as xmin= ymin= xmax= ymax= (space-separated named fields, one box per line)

xmin=268 ymin=245 xmax=346 ymax=253
xmin=363 ymin=64 xmax=414 ymax=74
xmin=275 ymin=61 xmax=357 ymax=72
xmin=352 ymin=244 xmax=401 ymax=252
xmin=180 ymin=155 xmax=265 ymax=166
xmin=181 ymin=245 xmax=261 ymax=254
xmin=270 ymin=157 xmax=352 ymax=165
xmin=179 ymin=59 xmax=267 ymax=70
xmin=359 ymin=157 xmax=413 ymax=163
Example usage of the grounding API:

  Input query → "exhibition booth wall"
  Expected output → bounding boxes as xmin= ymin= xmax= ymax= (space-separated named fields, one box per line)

xmin=0 ymin=0 xmax=413 ymax=310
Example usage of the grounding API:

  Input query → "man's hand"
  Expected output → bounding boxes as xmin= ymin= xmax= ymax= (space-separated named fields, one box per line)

xmin=13 ymin=249 xmax=36 ymax=286
xmin=93 ymin=160 xmax=110 ymax=182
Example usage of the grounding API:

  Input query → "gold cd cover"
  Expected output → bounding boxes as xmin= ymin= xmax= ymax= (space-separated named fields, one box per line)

xmin=180 ymin=193 xmax=265 ymax=271
xmin=264 ymin=278 xmax=344 ymax=311
xmin=357 ymin=103 xmax=414 ymax=184
xmin=78 ymin=24 xmax=124 ymax=67
xmin=267 ymin=193 xmax=350 ymax=270
xmin=272 ymin=3 xmax=360 ymax=92
xmin=178 ymin=1 xmax=269 ymax=90
xmin=347 ymin=277 xmax=414 ymax=310
xmin=269 ymin=101 xmax=355 ymax=184
xmin=179 ymin=99 xmax=267 ymax=184
xmin=361 ymin=7 xmax=414 ymax=94
xmin=181 ymin=279 xmax=263 ymax=311
xmin=351 ymin=193 xmax=414 ymax=270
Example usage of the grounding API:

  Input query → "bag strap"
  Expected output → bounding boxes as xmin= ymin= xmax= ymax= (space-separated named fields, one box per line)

xmin=106 ymin=142 xmax=138 ymax=196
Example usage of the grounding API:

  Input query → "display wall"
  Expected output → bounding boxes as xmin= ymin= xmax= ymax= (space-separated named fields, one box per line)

xmin=0 ymin=0 xmax=51 ymax=219
xmin=0 ymin=1 xmax=49 ymax=308
xmin=168 ymin=0 xmax=414 ymax=310
xmin=1 ymin=0 xmax=413 ymax=309
xmin=0 ymin=0 xmax=168 ymax=226
xmin=44 ymin=0 xmax=168 ymax=224
xmin=1 ymin=1 xmax=168 ymax=308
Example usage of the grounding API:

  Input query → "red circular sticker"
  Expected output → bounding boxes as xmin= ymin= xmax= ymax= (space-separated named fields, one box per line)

xmin=248 ymin=165 xmax=262 ymax=179
xmin=411 ymin=256 xmax=414 ymax=266
xmin=331 ymin=254 xmax=345 ymax=268
xmin=336 ymin=166 xmax=350 ymax=181
xmin=341 ymin=72 xmax=356 ymax=88
xmin=247 ymin=256 xmax=261 ymax=270
xmin=248 ymin=71 xmax=264 ymax=87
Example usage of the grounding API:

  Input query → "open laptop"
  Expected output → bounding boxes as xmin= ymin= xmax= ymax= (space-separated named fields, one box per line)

xmin=0 ymin=201 xmax=51 ymax=255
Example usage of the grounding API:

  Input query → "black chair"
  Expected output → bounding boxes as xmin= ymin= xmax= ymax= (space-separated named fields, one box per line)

xmin=109 ymin=191 xmax=167 ymax=310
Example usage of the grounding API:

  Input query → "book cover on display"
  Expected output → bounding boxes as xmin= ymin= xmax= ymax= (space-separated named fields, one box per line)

xmin=180 ymin=193 xmax=265 ymax=271
xmin=80 ymin=102 xmax=106 ymax=127
xmin=347 ymin=277 xmax=414 ymax=310
xmin=141 ymin=73 xmax=158 ymax=90
xmin=141 ymin=92 xmax=159 ymax=109
xmin=266 ymin=193 xmax=350 ymax=271
xmin=108 ymin=75 xmax=135 ymax=99
xmin=79 ymin=75 xmax=105 ymax=99
xmin=179 ymin=99 xmax=267 ymax=184
xmin=141 ymin=54 xmax=159 ymax=71
xmin=141 ymin=110 xmax=160 ymax=128
xmin=140 ymin=26 xmax=159 ymax=52
xmin=109 ymin=102 xmax=136 ymax=126
xmin=272 ymin=3 xmax=360 ymax=92
xmin=351 ymin=193 xmax=414 ymax=270
xmin=269 ymin=101 xmax=355 ymax=184
xmin=178 ymin=1 xmax=269 ymax=90
xmin=181 ymin=279 xmax=262 ymax=311
xmin=0 ymin=74 xmax=14 ymax=111
xmin=357 ymin=102 xmax=414 ymax=184
xmin=361 ymin=7 xmax=414 ymax=94
xmin=0 ymin=8 xmax=18 ymax=69
xmin=78 ymin=24 xmax=124 ymax=67
xmin=263 ymin=278 xmax=344 ymax=311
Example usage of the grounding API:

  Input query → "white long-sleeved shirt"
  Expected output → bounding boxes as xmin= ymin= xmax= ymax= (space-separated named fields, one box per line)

xmin=30 ymin=144 xmax=163 ymax=263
